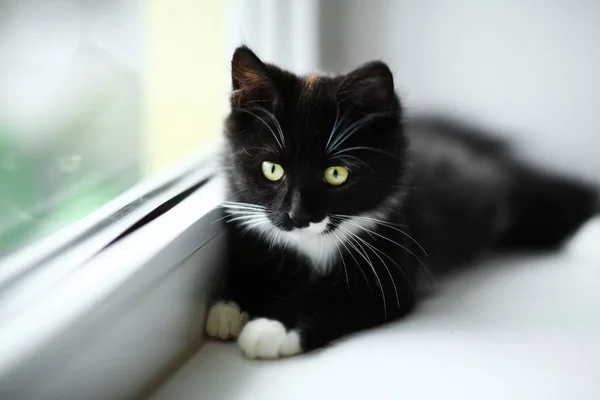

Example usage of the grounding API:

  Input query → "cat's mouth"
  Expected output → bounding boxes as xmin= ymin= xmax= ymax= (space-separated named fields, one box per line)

xmin=286 ymin=217 xmax=331 ymax=236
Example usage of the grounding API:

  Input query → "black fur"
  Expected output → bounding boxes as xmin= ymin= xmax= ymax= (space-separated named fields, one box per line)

xmin=216 ymin=46 xmax=598 ymax=354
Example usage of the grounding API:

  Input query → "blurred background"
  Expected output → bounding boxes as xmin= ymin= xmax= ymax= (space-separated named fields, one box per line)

xmin=1 ymin=0 xmax=599 ymax=258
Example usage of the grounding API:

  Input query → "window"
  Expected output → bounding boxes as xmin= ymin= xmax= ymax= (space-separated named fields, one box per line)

xmin=0 ymin=0 xmax=228 ymax=259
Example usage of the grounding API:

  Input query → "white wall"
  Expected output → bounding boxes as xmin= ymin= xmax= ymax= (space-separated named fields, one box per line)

xmin=227 ymin=0 xmax=320 ymax=74
xmin=320 ymin=0 xmax=600 ymax=183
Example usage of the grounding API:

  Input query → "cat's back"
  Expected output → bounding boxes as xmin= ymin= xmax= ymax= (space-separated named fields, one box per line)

xmin=403 ymin=117 xmax=512 ymax=269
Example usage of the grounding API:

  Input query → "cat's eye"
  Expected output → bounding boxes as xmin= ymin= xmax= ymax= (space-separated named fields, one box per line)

xmin=324 ymin=166 xmax=349 ymax=186
xmin=261 ymin=161 xmax=285 ymax=181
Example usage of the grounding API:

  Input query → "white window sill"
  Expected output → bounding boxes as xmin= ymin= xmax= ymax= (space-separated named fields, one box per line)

xmin=152 ymin=247 xmax=600 ymax=400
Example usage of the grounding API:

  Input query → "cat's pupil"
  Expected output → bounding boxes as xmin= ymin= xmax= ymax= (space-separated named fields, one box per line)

xmin=333 ymin=169 xmax=338 ymax=178
xmin=271 ymin=165 xmax=275 ymax=174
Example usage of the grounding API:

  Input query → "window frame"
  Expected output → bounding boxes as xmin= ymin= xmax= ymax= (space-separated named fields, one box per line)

xmin=0 ymin=151 xmax=226 ymax=399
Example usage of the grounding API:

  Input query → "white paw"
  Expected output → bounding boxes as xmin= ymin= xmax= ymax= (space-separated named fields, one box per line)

xmin=237 ymin=318 xmax=302 ymax=359
xmin=566 ymin=216 xmax=600 ymax=267
xmin=206 ymin=301 xmax=248 ymax=340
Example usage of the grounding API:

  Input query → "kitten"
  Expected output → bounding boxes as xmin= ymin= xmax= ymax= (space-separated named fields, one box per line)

xmin=206 ymin=46 xmax=598 ymax=359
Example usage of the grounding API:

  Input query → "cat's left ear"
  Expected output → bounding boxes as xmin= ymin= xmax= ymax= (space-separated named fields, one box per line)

xmin=231 ymin=46 xmax=277 ymax=107
xmin=338 ymin=61 xmax=395 ymax=108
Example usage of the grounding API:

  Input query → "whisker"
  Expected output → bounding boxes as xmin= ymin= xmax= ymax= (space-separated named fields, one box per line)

xmin=212 ymin=210 xmax=265 ymax=224
xmin=218 ymin=209 xmax=265 ymax=215
xmin=327 ymin=112 xmax=390 ymax=154
xmin=331 ymin=146 xmax=402 ymax=160
xmin=258 ymin=222 xmax=275 ymax=242
xmin=238 ymin=216 xmax=269 ymax=226
xmin=232 ymin=107 xmax=284 ymax=149
xmin=345 ymin=219 xmax=433 ymax=282
xmin=271 ymin=226 xmax=284 ymax=252
xmin=225 ymin=215 xmax=268 ymax=224
xmin=338 ymin=226 xmax=401 ymax=307
xmin=325 ymin=103 xmax=345 ymax=152
xmin=317 ymin=234 xmax=325 ymax=266
xmin=220 ymin=209 xmax=265 ymax=215
xmin=336 ymin=226 xmax=387 ymax=319
xmin=254 ymin=107 xmax=285 ymax=148
xmin=221 ymin=205 xmax=267 ymax=212
xmin=330 ymin=154 xmax=369 ymax=168
xmin=331 ymin=226 xmax=371 ymax=290
xmin=239 ymin=219 xmax=270 ymax=235
xmin=334 ymin=214 xmax=428 ymax=256
xmin=362 ymin=235 xmax=416 ymax=295
xmin=330 ymin=231 xmax=351 ymax=293
xmin=221 ymin=201 xmax=266 ymax=209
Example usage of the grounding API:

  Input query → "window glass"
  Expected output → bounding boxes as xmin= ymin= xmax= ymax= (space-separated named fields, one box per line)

xmin=0 ymin=0 xmax=227 ymax=258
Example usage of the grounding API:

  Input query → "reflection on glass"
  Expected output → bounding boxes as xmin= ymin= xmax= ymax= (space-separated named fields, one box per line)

xmin=0 ymin=0 xmax=227 ymax=258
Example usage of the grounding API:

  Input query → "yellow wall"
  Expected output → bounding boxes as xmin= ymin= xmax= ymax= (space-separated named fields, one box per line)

xmin=144 ymin=0 xmax=228 ymax=174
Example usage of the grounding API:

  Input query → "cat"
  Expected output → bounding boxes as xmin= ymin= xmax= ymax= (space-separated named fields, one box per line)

xmin=205 ymin=45 xmax=598 ymax=359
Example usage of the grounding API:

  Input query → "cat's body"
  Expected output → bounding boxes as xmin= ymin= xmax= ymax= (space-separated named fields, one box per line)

xmin=206 ymin=46 xmax=598 ymax=359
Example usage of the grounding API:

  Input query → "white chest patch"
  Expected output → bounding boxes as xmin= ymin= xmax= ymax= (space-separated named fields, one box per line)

xmin=280 ymin=217 xmax=337 ymax=271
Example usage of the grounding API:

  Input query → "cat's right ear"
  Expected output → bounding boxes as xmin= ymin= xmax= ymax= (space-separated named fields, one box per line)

xmin=231 ymin=46 xmax=277 ymax=107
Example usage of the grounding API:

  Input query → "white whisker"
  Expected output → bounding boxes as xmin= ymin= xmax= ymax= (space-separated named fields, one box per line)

xmin=233 ymin=107 xmax=284 ymax=149
xmin=240 ymin=219 xmax=270 ymax=235
xmin=330 ymin=230 xmax=351 ymax=293
xmin=226 ymin=214 xmax=268 ymax=224
xmin=336 ymin=226 xmax=387 ymax=319
xmin=213 ymin=210 xmax=265 ymax=224
xmin=325 ymin=103 xmax=344 ymax=152
xmin=328 ymin=112 xmax=388 ymax=154
xmin=344 ymin=219 xmax=432 ymax=282
xmin=331 ymin=146 xmax=401 ymax=160
xmin=338 ymin=226 xmax=401 ymax=307
xmin=257 ymin=108 xmax=285 ymax=148
xmin=334 ymin=214 xmax=428 ymax=256
xmin=331 ymin=228 xmax=371 ymax=290
xmin=221 ymin=201 xmax=266 ymax=210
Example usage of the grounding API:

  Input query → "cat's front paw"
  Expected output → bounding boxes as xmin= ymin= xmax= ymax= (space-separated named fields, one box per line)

xmin=237 ymin=318 xmax=302 ymax=359
xmin=206 ymin=301 xmax=248 ymax=340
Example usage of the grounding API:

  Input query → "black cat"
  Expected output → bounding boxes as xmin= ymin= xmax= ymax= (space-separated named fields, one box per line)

xmin=205 ymin=45 xmax=598 ymax=359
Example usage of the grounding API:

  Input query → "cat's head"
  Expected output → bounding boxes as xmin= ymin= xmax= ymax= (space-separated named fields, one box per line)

xmin=223 ymin=46 xmax=407 ymax=259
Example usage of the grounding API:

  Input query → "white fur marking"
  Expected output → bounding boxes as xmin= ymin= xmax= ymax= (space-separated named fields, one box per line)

xmin=237 ymin=318 xmax=302 ymax=359
xmin=206 ymin=301 xmax=248 ymax=340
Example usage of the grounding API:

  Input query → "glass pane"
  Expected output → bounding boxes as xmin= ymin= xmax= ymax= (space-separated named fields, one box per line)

xmin=0 ymin=0 xmax=227 ymax=258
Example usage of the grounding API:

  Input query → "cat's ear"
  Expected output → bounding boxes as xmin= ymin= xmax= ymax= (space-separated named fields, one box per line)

xmin=231 ymin=46 xmax=277 ymax=107
xmin=338 ymin=61 xmax=395 ymax=108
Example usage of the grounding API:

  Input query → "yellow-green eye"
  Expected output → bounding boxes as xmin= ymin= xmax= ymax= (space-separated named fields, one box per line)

xmin=261 ymin=161 xmax=285 ymax=181
xmin=324 ymin=166 xmax=349 ymax=185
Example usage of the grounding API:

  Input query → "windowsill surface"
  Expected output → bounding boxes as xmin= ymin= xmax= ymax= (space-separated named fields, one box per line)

xmin=152 ymin=245 xmax=600 ymax=400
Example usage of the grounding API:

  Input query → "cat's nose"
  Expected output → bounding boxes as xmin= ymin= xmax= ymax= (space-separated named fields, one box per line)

xmin=287 ymin=209 xmax=311 ymax=229
xmin=287 ymin=191 xmax=311 ymax=228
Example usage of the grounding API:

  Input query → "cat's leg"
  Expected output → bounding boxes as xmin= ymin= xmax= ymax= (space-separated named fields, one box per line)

xmin=206 ymin=251 xmax=306 ymax=341
xmin=205 ymin=273 xmax=272 ymax=340
xmin=236 ymin=261 xmax=417 ymax=358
